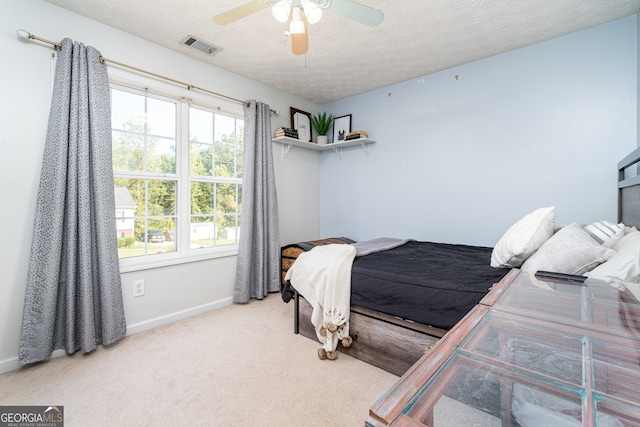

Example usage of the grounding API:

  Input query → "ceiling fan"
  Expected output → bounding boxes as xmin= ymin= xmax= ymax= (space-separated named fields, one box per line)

xmin=212 ymin=0 xmax=384 ymax=55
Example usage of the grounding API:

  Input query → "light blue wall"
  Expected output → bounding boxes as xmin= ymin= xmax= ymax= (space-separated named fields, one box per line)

xmin=320 ymin=16 xmax=638 ymax=247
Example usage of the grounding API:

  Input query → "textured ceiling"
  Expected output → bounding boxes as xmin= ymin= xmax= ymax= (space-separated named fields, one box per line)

xmin=44 ymin=0 xmax=640 ymax=104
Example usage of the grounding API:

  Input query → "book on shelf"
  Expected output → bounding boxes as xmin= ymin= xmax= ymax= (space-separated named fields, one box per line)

xmin=345 ymin=130 xmax=368 ymax=140
xmin=274 ymin=127 xmax=298 ymax=138
xmin=346 ymin=130 xmax=368 ymax=137
xmin=275 ymin=132 xmax=298 ymax=138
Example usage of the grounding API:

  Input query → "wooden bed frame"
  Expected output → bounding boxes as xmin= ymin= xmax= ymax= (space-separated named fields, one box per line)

xmin=287 ymin=146 xmax=640 ymax=377
xmin=293 ymin=292 xmax=446 ymax=376
xmin=618 ymin=146 xmax=640 ymax=226
xmin=291 ymin=271 xmax=518 ymax=376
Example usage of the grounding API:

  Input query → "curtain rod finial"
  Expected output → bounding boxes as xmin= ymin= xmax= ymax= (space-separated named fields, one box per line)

xmin=16 ymin=29 xmax=31 ymax=40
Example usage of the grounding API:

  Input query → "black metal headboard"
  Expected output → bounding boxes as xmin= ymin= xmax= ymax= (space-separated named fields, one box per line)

xmin=618 ymin=147 xmax=640 ymax=227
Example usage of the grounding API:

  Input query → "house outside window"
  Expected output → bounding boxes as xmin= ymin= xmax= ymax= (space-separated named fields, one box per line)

xmin=110 ymin=79 xmax=243 ymax=269
xmin=115 ymin=186 xmax=136 ymax=238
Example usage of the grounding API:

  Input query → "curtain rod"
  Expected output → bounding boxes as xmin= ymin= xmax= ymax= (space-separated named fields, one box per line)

xmin=16 ymin=29 xmax=279 ymax=115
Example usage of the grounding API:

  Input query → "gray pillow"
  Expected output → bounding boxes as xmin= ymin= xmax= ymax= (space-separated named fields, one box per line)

xmin=521 ymin=223 xmax=616 ymax=275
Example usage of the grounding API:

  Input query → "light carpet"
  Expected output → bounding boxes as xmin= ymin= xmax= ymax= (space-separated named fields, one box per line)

xmin=0 ymin=294 xmax=398 ymax=426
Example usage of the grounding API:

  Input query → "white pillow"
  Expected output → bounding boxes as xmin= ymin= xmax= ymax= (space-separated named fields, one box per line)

xmin=583 ymin=221 xmax=625 ymax=248
xmin=521 ymin=223 xmax=616 ymax=275
xmin=585 ymin=231 xmax=640 ymax=283
xmin=491 ymin=207 xmax=556 ymax=268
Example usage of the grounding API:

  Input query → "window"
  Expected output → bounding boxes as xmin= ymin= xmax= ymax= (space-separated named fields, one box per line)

xmin=189 ymin=107 xmax=243 ymax=249
xmin=110 ymin=82 xmax=243 ymax=267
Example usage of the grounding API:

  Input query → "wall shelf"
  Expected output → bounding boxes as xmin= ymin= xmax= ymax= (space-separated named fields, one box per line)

xmin=272 ymin=136 xmax=376 ymax=159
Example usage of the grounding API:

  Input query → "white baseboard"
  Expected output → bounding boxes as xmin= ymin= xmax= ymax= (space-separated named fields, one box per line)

xmin=0 ymin=297 xmax=233 ymax=375
xmin=125 ymin=297 xmax=233 ymax=336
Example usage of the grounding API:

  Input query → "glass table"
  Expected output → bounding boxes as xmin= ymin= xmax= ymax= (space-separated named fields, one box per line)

xmin=367 ymin=270 xmax=640 ymax=426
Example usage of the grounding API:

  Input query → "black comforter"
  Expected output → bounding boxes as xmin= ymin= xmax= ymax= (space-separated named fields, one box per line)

xmin=350 ymin=240 xmax=509 ymax=330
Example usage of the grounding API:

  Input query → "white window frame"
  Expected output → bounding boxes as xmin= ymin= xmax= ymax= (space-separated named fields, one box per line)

xmin=109 ymin=68 xmax=243 ymax=273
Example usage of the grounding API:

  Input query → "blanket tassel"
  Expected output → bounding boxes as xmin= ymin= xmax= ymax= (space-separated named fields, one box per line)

xmin=316 ymin=334 xmax=355 ymax=360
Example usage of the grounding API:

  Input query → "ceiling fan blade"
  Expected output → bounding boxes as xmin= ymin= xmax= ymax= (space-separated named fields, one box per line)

xmin=212 ymin=0 xmax=270 ymax=25
xmin=329 ymin=0 xmax=384 ymax=27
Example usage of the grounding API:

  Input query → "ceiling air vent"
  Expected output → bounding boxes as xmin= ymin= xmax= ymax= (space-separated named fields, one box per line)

xmin=180 ymin=34 xmax=220 ymax=56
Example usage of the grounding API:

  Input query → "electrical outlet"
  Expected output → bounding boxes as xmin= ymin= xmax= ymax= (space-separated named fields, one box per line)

xmin=133 ymin=280 xmax=145 ymax=297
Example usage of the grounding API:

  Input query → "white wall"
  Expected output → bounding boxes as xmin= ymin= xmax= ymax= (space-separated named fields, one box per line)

xmin=0 ymin=0 xmax=322 ymax=372
xmin=320 ymin=16 xmax=638 ymax=247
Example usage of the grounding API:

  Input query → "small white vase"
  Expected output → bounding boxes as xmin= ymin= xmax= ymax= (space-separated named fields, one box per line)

xmin=317 ymin=135 xmax=328 ymax=145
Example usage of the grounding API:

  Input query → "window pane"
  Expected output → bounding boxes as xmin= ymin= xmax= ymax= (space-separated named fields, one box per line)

xmin=111 ymin=90 xmax=145 ymax=132
xmin=163 ymin=222 xmax=176 ymax=252
xmin=145 ymin=98 xmax=176 ymax=174
xmin=191 ymin=182 xmax=214 ymax=215
xmin=234 ymin=122 xmax=244 ymax=179
xmin=190 ymin=217 xmax=214 ymax=249
xmin=117 ymin=236 xmax=140 ymax=258
xmin=148 ymin=137 xmax=176 ymax=174
xmin=214 ymin=143 xmax=234 ymax=178
xmin=115 ymin=218 xmax=145 ymax=258
xmin=148 ymin=180 xmax=176 ymax=216
xmin=114 ymin=177 xmax=176 ymax=258
xmin=112 ymin=128 xmax=145 ymax=172
xmin=215 ymin=183 xmax=240 ymax=247
xmin=216 ymin=215 xmax=239 ymax=245
xmin=214 ymin=115 xmax=237 ymax=178
xmin=215 ymin=114 xmax=235 ymax=144
xmin=189 ymin=142 xmax=213 ymax=176
xmin=124 ymin=219 xmax=177 ymax=256
xmin=115 ymin=178 xmax=144 ymax=214
xmin=111 ymin=88 xmax=176 ymax=174
xmin=147 ymin=219 xmax=175 ymax=254
xmin=236 ymin=145 xmax=243 ymax=179
xmin=190 ymin=108 xmax=213 ymax=144
xmin=216 ymin=183 xmax=237 ymax=214
xmin=111 ymin=89 xmax=146 ymax=172
xmin=147 ymin=97 xmax=176 ymax=138
xmin=115 ymin=184 xmax=138 ymax=258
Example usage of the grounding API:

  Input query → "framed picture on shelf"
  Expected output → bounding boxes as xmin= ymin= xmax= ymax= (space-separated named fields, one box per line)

xmin=290 ymin=107 xmax=312 ymax=142
xmin=333 ymin=114 xmax=352 ymax=143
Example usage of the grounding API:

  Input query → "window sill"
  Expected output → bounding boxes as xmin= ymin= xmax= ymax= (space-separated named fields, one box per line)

xmin=118 ymin=245 xmax=238 ymax=273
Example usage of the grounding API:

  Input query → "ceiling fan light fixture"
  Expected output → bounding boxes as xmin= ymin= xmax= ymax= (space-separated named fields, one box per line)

xmin=289 ymin=6 xmax=305 ymax=34
xmin=301 ymin=0 xmax=322 ymax=24
xmin=289 ymin=22 xmax=305 ymax=34
xmin=272 ymin=0 xmax=292 ymax=23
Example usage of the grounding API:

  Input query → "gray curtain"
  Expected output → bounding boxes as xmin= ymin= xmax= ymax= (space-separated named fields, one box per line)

xmin=19 ymin=38 xmax=126 ymax=365
xmin=233 ymin=101 xmax=280 ymax=303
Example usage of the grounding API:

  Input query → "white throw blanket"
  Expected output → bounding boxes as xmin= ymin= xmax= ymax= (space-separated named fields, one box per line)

xmin=284 ymin=244 xmax=357 ymax=353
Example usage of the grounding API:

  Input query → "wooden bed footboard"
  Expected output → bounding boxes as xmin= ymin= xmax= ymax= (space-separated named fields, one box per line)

xmin=281 ymin=237 xmax=355 ymax=287
xmin=294 ymin=292 xmax=445 ymax=376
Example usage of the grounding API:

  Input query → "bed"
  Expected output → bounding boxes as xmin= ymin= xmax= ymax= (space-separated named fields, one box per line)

xmin=282 ymin=240 xmax=511 ymax=375
xmin=282 ymin=147 xmax=640 ymax=376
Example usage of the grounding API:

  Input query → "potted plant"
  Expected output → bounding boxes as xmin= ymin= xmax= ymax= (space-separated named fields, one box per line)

xmin=310 ymin=112 xmax=335 ymax=145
